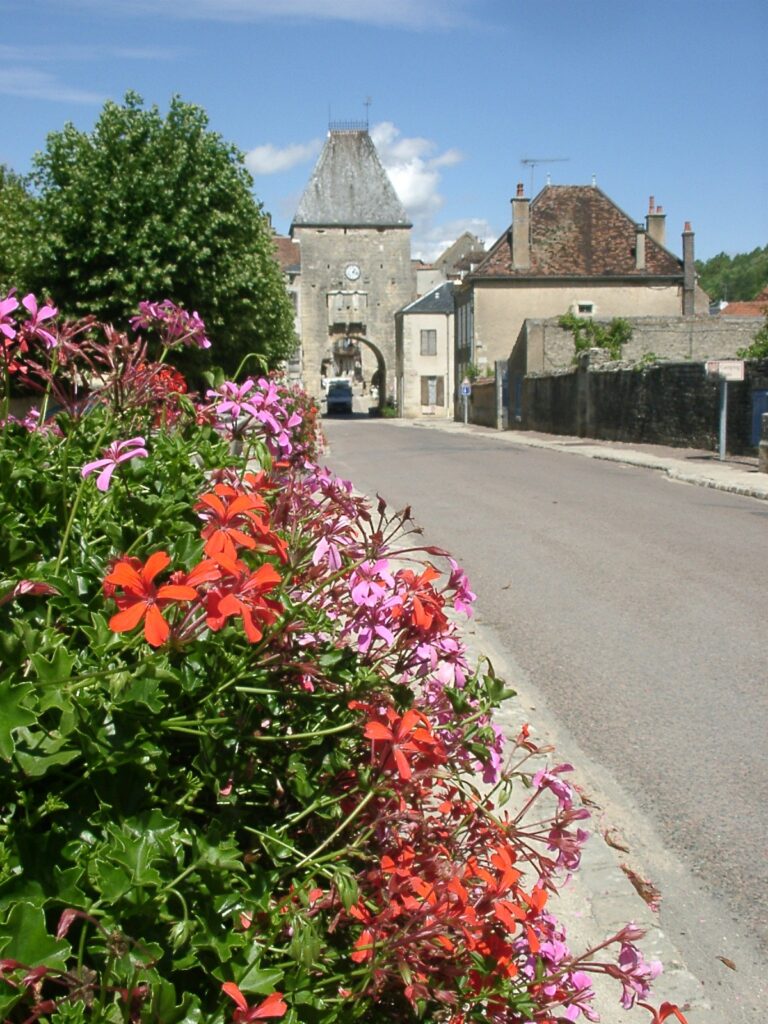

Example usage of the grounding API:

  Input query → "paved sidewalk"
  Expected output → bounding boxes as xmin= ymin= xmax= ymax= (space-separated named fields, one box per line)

xmin=404 ymin=418 xmax=768 ymax=502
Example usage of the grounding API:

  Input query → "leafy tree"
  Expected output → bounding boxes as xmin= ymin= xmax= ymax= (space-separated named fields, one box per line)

xmin=0 ymin=165 xmax=41 ymax=295
xmin=557 ymin=312 xmax=632 ymax=360
xmin=738 ymin=309 xmax=768 ymax=359
xmin=28 ymin=93 xmax=296 ymax=376
xmin=696 ymin=244 xmax=768 ymax=303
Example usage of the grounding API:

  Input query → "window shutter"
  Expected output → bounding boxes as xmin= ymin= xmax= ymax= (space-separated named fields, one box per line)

xmin=420 ymin=377 xmax=429 ymax=404
xmin=436 ymin=377 xmax=445 ymax=406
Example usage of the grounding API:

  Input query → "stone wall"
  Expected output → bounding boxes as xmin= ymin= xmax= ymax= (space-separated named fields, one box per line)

xmin=513 ymin=315 xmax=763 ymax=374
xmin=466 ymin=378 xmax=497 ymax=428
xmin=517 ymin=358 xmax=768 ymax=453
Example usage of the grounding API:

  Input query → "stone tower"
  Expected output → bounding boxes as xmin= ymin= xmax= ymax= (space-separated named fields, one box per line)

xmin=290 ymin=125 xmax=414 ymax=402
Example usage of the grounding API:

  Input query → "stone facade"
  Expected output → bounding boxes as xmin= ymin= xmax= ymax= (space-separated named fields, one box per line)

xmin=511 ymin=315 xmax=764 ymax=376
xmin=516 ymin=356 xmax=768 ymax=454
xmin=290 ymin=127 xmax=415 ymax=403
xmin=455 ymin=185 xmax=709 ymax=381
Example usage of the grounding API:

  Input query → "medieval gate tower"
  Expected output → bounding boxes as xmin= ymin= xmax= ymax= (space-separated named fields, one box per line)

xmin=290 ymin=124 xmax=414 ymax=402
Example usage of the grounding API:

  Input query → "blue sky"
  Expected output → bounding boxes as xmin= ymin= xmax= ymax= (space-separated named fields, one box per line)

xmin=2 ymin=0 xmax=766 ymax=265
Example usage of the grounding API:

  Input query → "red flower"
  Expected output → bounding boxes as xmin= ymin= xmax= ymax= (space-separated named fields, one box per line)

xmin=205 ymin=559 xmax=282 ymax=643
xmin=104 ymin=551 xmax=198 ymax=647
xmin=197 ymin=486 xmax=270 ymax=563
xmin=363 ymin=707 xmax=444 ymax=781
xmin=221 ymin=983 xmax=287 ymax=1021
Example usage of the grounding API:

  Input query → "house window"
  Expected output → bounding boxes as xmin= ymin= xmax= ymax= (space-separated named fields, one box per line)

xmin=420 ymin=376 xmax=445 ymax=407
xmin=420 ymin=329 xmax=437 ymax=356
xmin=576 ymin=302 xmax=594 ymax=316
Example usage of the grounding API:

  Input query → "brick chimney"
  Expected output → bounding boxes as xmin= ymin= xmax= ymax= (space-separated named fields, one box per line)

xmin=635 ymin=224 xmax=646 ymax=271
xmin=682 ymin=221 xmax=696 ymax=316
xmin=511 ymin=182 xmax=531 ymax=269
xmin=646 ymin=196 xmax=666 ymax=247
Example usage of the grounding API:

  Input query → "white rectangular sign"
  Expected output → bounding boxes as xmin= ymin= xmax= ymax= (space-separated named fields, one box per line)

xmin=706 ymin=359 xmax=745 ymax=381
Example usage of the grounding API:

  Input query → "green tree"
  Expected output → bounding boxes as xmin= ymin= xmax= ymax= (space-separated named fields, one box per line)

xmin=696 ymin=244 xmax=768 ymax=303
xmin=0 ymin=165 xmax=41 ymax=295
xmin=738 ymin=309 xmax=768 ymax=359
xmin=28 ymin=93 xmax=295 ymax=375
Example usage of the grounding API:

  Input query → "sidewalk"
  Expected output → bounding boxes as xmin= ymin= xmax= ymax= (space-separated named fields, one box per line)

xmin=406 ymin=418 xmax=768 ymax=502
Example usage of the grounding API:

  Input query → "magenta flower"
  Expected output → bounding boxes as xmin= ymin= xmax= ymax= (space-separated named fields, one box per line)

xmin=131 ymin=300 xmax=211 ymax=350
xmin=0 ymin=290 xmax=19 ymax=341
xmin=81 ymin=437 xmax=148 ymax=492
xmin=20 ymin=293 xmax=58 ymax=349
xmin=532 ymin=763 xmax=576 ymax=810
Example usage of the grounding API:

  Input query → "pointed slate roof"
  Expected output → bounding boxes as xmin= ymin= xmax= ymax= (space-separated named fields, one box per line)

xmin=400 ymin=281 xmax=455 ymax=315
xmin=473 ymin=185 xmax=683 ymax=279
xmin=292 ymin=129 xmax=411 ymax=229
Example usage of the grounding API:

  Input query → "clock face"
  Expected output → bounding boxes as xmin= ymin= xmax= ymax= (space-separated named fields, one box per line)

xmin=345 ymin=263 xmax=361 ymax=282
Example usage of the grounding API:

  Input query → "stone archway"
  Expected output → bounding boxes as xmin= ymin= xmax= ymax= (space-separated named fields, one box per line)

xmin=346 ymin=334 xmax=386 ymax=412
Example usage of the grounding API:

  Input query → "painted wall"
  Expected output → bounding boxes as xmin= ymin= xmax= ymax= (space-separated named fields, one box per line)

xmin=396 ymin=309 xmax=454 ymax=418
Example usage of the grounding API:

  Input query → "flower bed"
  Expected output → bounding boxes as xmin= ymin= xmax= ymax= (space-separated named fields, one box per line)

xmin=0 ymin=291 xmax=686 ymax=1023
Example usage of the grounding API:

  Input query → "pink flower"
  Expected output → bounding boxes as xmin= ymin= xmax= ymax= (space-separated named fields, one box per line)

xmin=81 ymin=437 xmax=148 ymax=491
xmin=131 ymin=299 xmax=211 ymax=350
xmin=20 ymin=293 xmax=58 ymax=348
xmin=0 ymin=290 xmax=19 ymax=340
xmin=532 ymin=763 xmax=575 ymax=810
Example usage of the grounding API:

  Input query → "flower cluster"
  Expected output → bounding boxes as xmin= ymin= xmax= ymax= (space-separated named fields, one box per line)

xmin=130 ymin=298 xmax=211 ymax=349
xmin=0 ymin=300 xmax=687 ymax=1024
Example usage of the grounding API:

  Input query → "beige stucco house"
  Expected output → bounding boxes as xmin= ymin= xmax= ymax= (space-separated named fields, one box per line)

xmin=395 ymin=282 xmax=455 ymax=418
xmin=454 ymin=185 xmax=709 ymax=385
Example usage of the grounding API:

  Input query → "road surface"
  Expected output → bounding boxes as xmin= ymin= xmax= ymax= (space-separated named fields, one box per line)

xmin=321 ymin=417 xmax=768 ymax=1020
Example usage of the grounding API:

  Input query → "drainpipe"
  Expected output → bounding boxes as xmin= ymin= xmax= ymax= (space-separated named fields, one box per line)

xmin=682 ymin=222 xmax=695 ymax=316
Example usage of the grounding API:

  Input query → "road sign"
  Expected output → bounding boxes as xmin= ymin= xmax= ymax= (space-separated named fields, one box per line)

xmin=460 ymin=383 xmax=471 ymax=397
xmin=706 ymin=360 xmax=744 ymax=381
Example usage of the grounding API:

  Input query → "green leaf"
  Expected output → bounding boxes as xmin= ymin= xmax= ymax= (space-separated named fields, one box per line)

xmin=30 ymin=646 xmax=77 ymax=685
xmin=0 ymin=680 xmax=37 ymax=760
xmin=235 ymin=965 xmax=284 ymax=996
xmin=0 ymin=902 xmax=72 ymax=969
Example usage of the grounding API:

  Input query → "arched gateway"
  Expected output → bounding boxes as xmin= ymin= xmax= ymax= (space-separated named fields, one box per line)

xmin=288 ymin=123 xmax=414 ymax=409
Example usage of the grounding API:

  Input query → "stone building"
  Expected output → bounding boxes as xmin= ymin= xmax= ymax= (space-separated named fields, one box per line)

xmin=289 ymin=124 xmax=415 ymax=403
xmin=395 ymin=281 xmax=455 ymax=418
xmin=455 ymin=186 xmax=710 ymax=386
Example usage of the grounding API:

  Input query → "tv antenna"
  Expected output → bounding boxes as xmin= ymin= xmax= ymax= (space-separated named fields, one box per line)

xmin=520 ymin=156 xmax=570 ymax=194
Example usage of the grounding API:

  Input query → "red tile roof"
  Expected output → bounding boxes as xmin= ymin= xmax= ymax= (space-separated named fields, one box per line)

xmin=473 ymin=185 xmax=683 ymax=279
xmin=273 ymin=235 xmax=301 ymax=273
xmin=720 ymin=287 xmax=768 ymax=317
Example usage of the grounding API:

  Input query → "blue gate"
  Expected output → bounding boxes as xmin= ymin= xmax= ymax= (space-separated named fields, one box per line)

xmin=751 ymin=389 xmax=768 ymax=445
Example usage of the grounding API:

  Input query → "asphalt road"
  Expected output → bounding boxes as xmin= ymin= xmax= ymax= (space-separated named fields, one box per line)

xmin=321 ymin=416 xmax=768 ymax=1014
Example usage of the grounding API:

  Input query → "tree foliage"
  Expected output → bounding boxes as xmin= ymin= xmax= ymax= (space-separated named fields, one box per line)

xmin=0 ymin=165 xmax=40 ymax=296
xmin=28 ymin=93 xmax=296 ymax=376
xmin=557 ymin=312 xmax=632 ymax=361
xmin=696 ymin=244 xmax=768 ymax=303
xmin=738 ymin=310 xmax=768 ymax=359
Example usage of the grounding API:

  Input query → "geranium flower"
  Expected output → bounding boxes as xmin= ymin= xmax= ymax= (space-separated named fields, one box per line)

xmin=363 ymin=707 xmax=444 ymax=781
xmin=105 ymin=551 xmax=198 ymax=647
xmin=205 ymin=560 xmax=282 ymax=643
xmin=0 ymin=290 xmax=18 ymax=340
xmin=196 ymin=485 xmax=269 ymax=563
xmin=82 ymin=437 xmax=148 ymax=491
xmin=20 ymin=293 xmax=58 ymax=348
xmin=221 ymin=984 xmax=287 ymax=1021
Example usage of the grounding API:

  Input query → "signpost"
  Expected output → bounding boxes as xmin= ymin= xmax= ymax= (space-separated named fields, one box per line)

xmin=460 ymin=378 xmax=471 ymax=425
xmin=706 ymin=360 xmax=744 ymax=461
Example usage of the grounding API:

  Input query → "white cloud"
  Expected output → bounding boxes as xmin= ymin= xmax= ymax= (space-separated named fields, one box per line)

xmin=50 ymin=0 xmax=475 ymax=29
xmin=0 ymin=68 xmax=104 ymax=105
xmin=371 ymin=120 xmax=465 ymax=225
xmin=245 ymin=139 xmax=322 ymax=175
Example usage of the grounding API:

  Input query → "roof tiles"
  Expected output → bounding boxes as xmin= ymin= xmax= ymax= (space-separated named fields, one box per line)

xmin=474 ymin=185 xmax=683 ymax=279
